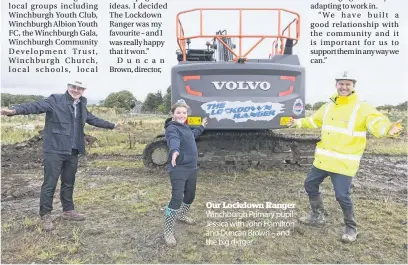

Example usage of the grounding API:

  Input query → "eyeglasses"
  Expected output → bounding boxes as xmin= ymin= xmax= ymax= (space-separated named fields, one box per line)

xmin=69 ymin=85 xmax=85 ymax=91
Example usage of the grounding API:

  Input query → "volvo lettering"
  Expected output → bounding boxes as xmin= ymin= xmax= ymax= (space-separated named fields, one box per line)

xmin=212 ymin=81 xmax=271 ymax=91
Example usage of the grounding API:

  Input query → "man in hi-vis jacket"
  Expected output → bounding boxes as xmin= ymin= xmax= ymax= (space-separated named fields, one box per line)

xmin=288 ymin=71 xmax=403 ymax=243
xmin=1 ymin=80 xmax=119 ymax=232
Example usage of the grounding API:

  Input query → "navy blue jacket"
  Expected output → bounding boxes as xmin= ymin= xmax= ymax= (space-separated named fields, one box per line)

xmin=11 ymin=91 xmax=115 ymax=155
xmin=165 ymin=120 xmax=205 ymax=172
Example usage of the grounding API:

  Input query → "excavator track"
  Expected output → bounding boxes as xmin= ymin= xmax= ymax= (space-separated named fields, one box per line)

xmin=142 ymin=130 xmax=320 ymax=172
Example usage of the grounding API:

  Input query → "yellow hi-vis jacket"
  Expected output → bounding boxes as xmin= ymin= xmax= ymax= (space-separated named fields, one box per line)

xmin=294 ymin=92 xmax=394 ymax=177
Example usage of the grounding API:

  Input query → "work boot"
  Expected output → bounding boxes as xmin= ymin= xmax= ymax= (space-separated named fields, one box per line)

xmin=61 ymin=210 xmax=86 ymax=221
xmin=41 ymin=213 xmax=53 ymax=232
xmin=341 ymin=207 xmax=358 ymax=243
xmin=177 ymin=202 xmax=196 ymax=225
xmin=299 ymin=195 xmax=326 ymax=226
xmin=164 ymin=207 xmax=177 ymax=246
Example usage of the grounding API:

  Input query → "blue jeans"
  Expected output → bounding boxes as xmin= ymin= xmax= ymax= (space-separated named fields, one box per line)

xmin=304 ymin=166 xmax=353 ymax=210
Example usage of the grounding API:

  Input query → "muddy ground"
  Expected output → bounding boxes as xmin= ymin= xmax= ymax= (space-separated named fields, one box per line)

xmin=1 ymin=136 xmax=407 ymax=264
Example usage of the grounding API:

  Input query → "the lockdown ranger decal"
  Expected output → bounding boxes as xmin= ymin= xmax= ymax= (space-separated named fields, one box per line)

xmin=201 ymin=101 xmax=285 ymax=123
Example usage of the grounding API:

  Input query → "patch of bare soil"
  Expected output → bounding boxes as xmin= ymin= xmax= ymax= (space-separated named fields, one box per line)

xmin=355 ymin=154 xmax=407 ymax=204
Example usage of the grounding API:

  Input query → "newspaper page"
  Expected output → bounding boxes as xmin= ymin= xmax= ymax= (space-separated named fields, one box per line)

xmin=1 ymin=0 xmax=407 ymax=264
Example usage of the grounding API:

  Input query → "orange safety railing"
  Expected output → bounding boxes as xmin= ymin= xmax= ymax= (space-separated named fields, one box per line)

xmin=176 ymin=8 xmax=300 ymax=62
xmin=270 ymin=18 xmax=299 ymax=57
xmin=177 ymin=17 xmax=186 ymax=57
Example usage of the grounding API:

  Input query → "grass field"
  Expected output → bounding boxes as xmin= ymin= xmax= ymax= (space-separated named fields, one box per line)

xmin=1 ymin=108 xmax=407 ymax=155
xmin=1 ymin=108 xmax=407 ymax=264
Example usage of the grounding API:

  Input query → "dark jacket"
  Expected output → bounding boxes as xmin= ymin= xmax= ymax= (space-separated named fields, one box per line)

xmin=11 ymin=91 xmax=115 ymax=155
xmin=165 ymin=120 xmax=204 ymax=172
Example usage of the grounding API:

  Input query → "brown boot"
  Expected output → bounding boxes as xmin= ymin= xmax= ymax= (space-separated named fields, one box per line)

xmin=41 ymin=214 xmax=53 ymax=231
xmin=61 ymin=210 xmax=86 ymax=221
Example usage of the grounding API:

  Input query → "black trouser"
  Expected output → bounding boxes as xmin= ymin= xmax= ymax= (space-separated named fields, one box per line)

xmin=39 ymin=150 xmax=79 ymax=216
xmin=168 ymin=169 xmax=197 ymax=209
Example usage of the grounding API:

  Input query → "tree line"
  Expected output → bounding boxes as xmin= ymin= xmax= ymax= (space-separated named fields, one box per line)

xmin=1 ymin=93 xmax=45 ymax=107
xmin=1 ymin=87 xmax=172 ymax=114
xmin=1 ymin=91 xmax=407 ymax=113
xmin=98 ymin=86 xmax=172 ymax=113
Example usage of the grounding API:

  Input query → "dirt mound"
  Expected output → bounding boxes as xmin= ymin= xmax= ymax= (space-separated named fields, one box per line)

xmin=1 ymin=131 xmax=44 ymax=169
xmin=1 ymin=130 xmax=98 ymax=169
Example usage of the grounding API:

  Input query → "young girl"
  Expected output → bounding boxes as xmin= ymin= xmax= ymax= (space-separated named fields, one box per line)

xmin=163 ymin=99 xmax=207 ymax=246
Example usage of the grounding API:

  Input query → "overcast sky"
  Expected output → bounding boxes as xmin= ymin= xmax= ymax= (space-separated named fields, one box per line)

xmin=1 ymin=0 xmax=407 ymax=106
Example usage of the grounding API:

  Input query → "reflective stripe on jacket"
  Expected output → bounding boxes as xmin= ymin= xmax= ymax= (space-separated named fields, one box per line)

xmin=295 ymin=92 xmax=394 ymax=177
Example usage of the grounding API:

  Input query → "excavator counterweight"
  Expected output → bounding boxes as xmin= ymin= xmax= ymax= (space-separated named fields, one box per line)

xmin=143 ymin=8 xmax=319 ymax=171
